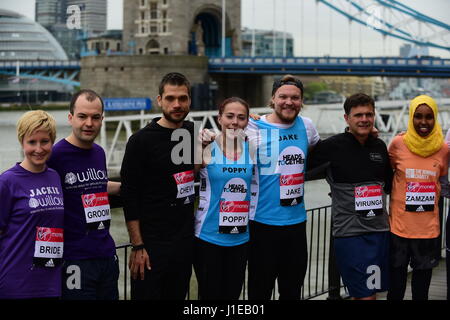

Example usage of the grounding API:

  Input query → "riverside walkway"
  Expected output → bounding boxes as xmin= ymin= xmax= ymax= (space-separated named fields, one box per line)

xmin=311 ymin=257 xmax=447 ymax=300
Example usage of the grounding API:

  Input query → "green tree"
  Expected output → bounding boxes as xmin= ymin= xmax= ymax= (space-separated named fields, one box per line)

xmin=304 ymin=82 xmax=329 ymax=101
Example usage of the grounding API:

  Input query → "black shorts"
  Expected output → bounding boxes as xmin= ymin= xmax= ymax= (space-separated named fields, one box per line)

xmin=389 ymin=233 xmax=440 ymax=270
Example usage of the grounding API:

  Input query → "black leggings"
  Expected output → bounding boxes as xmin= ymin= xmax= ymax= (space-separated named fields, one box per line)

xmin=387 ymin=266 xmax=432 ymax=300
xmin=193 ymin=238 xmax=248 ymax=300
xmin=247 ymin=220 xmax=308 ymax=300
xmin=131 ymin=237 xmax=193 ymax=300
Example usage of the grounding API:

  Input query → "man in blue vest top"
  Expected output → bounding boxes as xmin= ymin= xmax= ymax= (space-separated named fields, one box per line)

xmin=246 ymin=75 xmax=320 ymax=299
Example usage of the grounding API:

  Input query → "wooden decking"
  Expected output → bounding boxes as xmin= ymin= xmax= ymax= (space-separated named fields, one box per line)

xmin=312 ymin=258 xmax=448 ymax=300
xmin=378 ymin=258 xmax=448 ymax=300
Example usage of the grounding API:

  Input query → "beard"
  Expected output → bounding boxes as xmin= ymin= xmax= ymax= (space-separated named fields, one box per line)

xmin=162 ymin=109 xmax=188 ymax=124
xmin=274 ymin=106 xmax=300 ymax=124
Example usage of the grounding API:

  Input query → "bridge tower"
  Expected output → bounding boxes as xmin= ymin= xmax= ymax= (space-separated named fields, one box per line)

xmin=81 ymin=0 xmax=242 ymax=105
xmin=123 ymin=0 xmax=241 ymax=56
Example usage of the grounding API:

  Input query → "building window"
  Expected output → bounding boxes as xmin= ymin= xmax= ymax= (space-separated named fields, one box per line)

xmin=141 ymin=11 xmax=145 ymax=20
xmin=150 ymin=25 xmax=157 ymax=33
xmin=150 ymin=2 xmax=157 ymax=19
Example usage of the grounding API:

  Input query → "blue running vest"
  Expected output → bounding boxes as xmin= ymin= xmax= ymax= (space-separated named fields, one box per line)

xmin=195 ymin=140 xmax=254 ymax=246
xmin=250 ymin=117 xmax=308 ymax=225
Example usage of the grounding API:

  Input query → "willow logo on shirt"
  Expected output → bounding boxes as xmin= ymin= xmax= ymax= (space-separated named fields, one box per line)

xmin=64 ymin=169 xmax=107 ymax=185
xmin=29 ymin=195 xmax=64 ymax=209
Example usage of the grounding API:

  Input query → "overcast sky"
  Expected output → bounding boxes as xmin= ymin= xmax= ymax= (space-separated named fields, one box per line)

xmin=1 ymin=0 xmax=449 ymax=58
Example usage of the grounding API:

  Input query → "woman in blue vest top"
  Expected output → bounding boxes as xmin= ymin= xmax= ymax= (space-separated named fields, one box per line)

xmin=194 ymin=97 xmax=255 ymax=300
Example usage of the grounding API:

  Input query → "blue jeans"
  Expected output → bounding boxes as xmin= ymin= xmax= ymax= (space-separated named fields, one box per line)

xmin=61 ymin=255 xmax=119 ymax=300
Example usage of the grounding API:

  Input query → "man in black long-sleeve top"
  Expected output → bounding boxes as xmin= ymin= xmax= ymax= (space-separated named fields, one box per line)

xmin=307 ymin=93 xmax=393 ymax=300
xmin=120 ymin=73 xmax=196 ymax=300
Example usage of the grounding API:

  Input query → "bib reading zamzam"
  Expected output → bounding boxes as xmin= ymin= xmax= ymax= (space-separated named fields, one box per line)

xmin=405 ymin=182 xmax=435 ymax=212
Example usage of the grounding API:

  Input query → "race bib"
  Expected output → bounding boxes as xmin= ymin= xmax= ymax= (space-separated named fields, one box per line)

xmin=219 ymin=177 xmax=249 ymax=234
xmin=82 ymin=192 xmax=111 ymax=230
xmin=219 ymin=201 xmax=250 ymax=234
xmin=276 ymin=146 xmax=305 ymax=206
xmin=354 ymin=185 xmax=383 ymax=217
xmin=173 ymin=170 xmax=195 ymax=203
xmin=33 ymin=227 xmax=63 ymax=268
xmin=405 ymin=182 xmax=435 ymax=212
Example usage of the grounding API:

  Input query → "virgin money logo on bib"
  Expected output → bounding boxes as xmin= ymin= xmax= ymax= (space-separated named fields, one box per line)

xmin=221 ymin=201 xmax=234 ymax=212
xmin=173 ymin=170 xmax=195 ymax=199
xmin=174 ymin=171 xmax=194 ymax=184
xmin=220 ymin=201 xmax=249 ymax=213
xmin=37 ymin=227 xmax=53 ymax=241
xmin=82 ymin=193 xmax=97 ymax=207
xmin=280 ymin=173 xmax=304 ymax=186
xmin=355 ymin=185 xmax=382 ymax=198
xmin=406 ymin=182 xmax=435 ymax=193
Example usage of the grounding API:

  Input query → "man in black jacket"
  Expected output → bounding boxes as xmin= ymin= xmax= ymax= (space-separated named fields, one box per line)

xmin=307 ymin=93 xmax=393 ymax=300
xmin=120 ymin=72 xmax=196 ymax=300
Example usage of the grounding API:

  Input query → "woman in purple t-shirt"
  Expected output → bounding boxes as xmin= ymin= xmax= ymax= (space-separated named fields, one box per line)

xmin=0 ymin=110 xmax=64 ymax=299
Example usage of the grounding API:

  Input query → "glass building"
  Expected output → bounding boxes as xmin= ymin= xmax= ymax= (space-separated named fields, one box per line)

xmin=0 ymin=9 xmax=68 ymax=60
xmin=0 ymin=9 xmax=72 ymax=104
xmin=35 ymin=0 xmax=107 ymax=59
xmin=241 ymin=27 xmax=294 ymax=57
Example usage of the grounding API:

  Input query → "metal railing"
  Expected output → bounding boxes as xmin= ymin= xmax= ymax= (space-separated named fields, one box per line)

xmin=113 ymin=196 xmax=448 ymax=300
xmin=114 ymin=203 xmax=338 ymax=300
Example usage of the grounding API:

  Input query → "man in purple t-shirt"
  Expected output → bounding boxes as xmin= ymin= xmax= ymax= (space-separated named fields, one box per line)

xmin=47 ymin=89 xmax=121 ymax=300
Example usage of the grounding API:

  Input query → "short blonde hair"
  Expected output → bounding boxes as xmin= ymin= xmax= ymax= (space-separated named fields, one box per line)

xmin=17 ymin=110 xmax=57 ymax=144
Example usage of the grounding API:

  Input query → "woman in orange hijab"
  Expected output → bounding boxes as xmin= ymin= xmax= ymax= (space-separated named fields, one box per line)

xmin=387 ymin=95 xmax=448 ymax=300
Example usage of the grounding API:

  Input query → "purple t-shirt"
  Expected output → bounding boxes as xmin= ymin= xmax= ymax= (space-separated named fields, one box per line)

xmin=47 ymin=139 xmax=116 ymax=260
xmin=0 ymin=164 xmax=64 ymax=299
